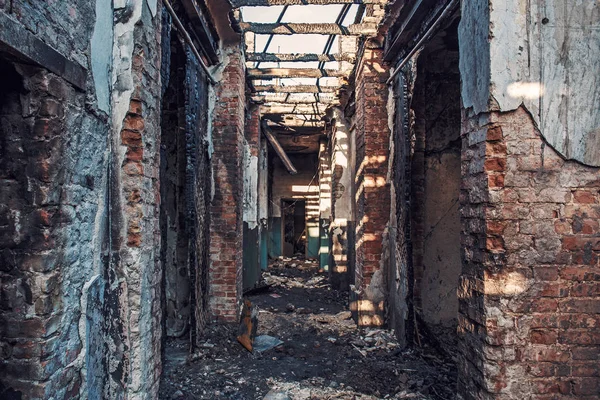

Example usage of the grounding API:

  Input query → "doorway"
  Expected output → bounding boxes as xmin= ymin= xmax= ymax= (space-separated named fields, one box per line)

xmin=281 ymin=199 xmax=306 ymax=257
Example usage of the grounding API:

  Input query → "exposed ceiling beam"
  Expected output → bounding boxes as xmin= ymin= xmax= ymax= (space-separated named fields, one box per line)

xmin=246 ymin=53 xmax=355 ymax=62
xmin=248 ymin=68 xmax=348 ymax=78
xmin=261 ymin=120 xmax=298 ymax=175
xmin=253 ymin=96 xmax=340 ymax=105
xmin=263 ymin=115 xmax=324 ymax=126
xmin=232 ymin=0 xmax=381 ymax=6
xmin=180 ymin=0 xmax=219 ymax=64
xmin=239 ymin=22 xmax=377 ymax=36
xmin=253 ymin=84 xmax=340 ymax=93
xmin=260 ymin=104 xmax=328 ymax=114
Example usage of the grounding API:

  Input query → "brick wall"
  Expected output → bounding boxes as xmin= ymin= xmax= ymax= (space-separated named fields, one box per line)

xmin=108 ymin=10 xmax=164 ymax=397
xmin=353 ymin=46 xmax=391 ymax=289
xmin=209 ymin=46 xmax=246 ymax=321
xmin=458 ymin=106 xmax=600 ymax=399
xmin=0 ymin=61 xmax=110 ymax=399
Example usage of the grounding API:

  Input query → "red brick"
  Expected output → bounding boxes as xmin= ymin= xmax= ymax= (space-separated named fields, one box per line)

xmin=574 ymin=190 xmax=598 ymax=204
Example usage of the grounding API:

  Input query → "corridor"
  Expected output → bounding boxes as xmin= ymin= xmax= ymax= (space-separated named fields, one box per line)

xmin=0 ymin=0 xmax=599 ymax=399
xmin=160 ymin=257 xmax=456 ymax=399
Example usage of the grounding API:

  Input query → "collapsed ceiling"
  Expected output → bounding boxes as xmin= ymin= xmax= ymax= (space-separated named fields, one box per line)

xmin=230 ymin=0 xmax=386 ymax=153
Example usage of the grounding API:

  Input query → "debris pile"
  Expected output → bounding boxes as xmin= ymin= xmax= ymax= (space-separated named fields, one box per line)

xmin=160 ymin=256 xmax=457 ymax=399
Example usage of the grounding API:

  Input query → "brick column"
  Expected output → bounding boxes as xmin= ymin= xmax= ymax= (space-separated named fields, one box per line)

xmin=354 ymin=46 xmax=391 ymax=288
xmin=209 ymin=46 xmax=245 ymax=321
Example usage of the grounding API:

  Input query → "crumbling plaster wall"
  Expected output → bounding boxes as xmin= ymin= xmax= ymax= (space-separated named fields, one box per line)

xmin=107 ymin=1 xmax=163 ymax=398
xmin=329 ymin=108 xmax=354 ymax=290
xmin=0 ymin=1 xmax=165 ymax=398
xmin=461 ymin=0 xmax=600 ymax=166
xmin=458 ymin=0 xmax=600 ymax=397
xmin=243 ymin=105 xmax=261 ymax=290
xmin=0 ymin=1 xmax=109 ymax=398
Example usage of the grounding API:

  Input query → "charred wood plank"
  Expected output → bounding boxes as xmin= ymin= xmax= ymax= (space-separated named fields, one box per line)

xmin=239 ymin=22 xmax=377 ymax=36
xmin=253 ymin=84 xmax=340 ymax=93
xmin=261 ymin=120 xmax=298 ymax=174
xmin=247 ymin=53 xmax=355 ymax=62
xmin=248 ymin=68 xmax=348 ymax=78
xmin=232 ymin=0 xmax=381 ymax=5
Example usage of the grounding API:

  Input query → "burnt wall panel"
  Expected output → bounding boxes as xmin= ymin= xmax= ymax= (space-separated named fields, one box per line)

xmin=184 ymin=45 xmax=211 ymax=345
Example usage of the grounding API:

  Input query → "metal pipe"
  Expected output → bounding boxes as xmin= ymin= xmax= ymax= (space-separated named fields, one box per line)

xmin=162 ymin=0 xmax=218 ymax=85
xmin=386 ymin=0 xmax=458 ymax=86
xmin=261 ymin=119 xmax=298 ymax=175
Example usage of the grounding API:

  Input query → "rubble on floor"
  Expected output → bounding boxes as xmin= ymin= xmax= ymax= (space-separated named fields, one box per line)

xmin=159 ymin=257 xmax=456 ymax=399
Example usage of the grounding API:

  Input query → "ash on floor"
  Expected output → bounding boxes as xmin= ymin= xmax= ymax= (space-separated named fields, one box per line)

xmin=159 ymin=258 xmax=457 ymax=399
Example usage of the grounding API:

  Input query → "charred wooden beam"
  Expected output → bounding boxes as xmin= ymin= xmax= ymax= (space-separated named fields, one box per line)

xmin=261 ymin=120 xmax=298 ymax=175
xmin=247 ymin=53 xmax=355 ymax=63
xmin=181 ymin=0 xmax=220 ymax=65
xmin=260 ymin=103 xmax=328 ymax=114
xmin=263 ymin=114 xmax=324 ymax=126
xmin=232 ymin=0 xmax=381 ymax=6
xmin=248 ymin=68 xmax=348 ymax=79
xmin=239 ymin=22 xmax=377 ymax=36
xmin=253 ymin=84 xmax=340 ymax=93
xmin=253 ymin=96 xmax=340 ymax=105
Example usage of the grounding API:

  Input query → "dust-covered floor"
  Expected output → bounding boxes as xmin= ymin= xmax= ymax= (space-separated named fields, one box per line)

xmin=159 ymin=258 xmax=457 ymax=399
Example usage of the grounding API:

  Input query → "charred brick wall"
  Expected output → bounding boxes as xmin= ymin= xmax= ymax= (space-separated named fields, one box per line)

xmin=160 ymin=30 xmax=190 ymax=338
xmin=108 ymin=5 xmax=164 ymax=397
xmin=0 ymin=61 xmax=106 ymax=400
xmin=209 ymin=46 xmax=246 ymax=322
xmin=353 ymin=46 xmax=391 ymax=289
xmin=0 ymin=1 xmax=111 ymax=398
xmin=458 ymin=107 xmax=600 ymax=399
xmin=185 ymin=46 xmax=212 ymax=347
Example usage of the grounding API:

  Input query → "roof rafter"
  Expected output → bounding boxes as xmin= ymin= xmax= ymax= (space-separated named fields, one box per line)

xmin=253 ymin=85 xmax=340 ymax=93
xmin=232 ymin=0 xmax=381 ymax=6
xmin=239 ymin=22 xmax=377 ymax=35
xmin=260 ymin=104 xmax=329 ymax=114
xmin=253 ymin=96 xmax=340 ymax=105
xmin=248 ymin=68 xmax=348 ymax=78
xmin=246 ymin=53 xmax=355 ymax=62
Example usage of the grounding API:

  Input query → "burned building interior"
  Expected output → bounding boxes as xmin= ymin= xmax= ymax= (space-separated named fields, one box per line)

xmin=0 ymin=0 xmax=599 ymax=399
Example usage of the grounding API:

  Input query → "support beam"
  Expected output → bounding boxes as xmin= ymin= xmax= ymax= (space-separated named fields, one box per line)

xmin=0 ymin=11 xmax=87 ymax=90
xmin=232 ymin=0 xmax=381 ymax=5
xmin=239 ymin=22 xmax=377 ymax=36
xmin=253 ymin=96 xmax=339 ymax=105
xmin=248 ymin=68 xmax=348 ymax=79
xmin=263 ymin=115 xmax=323 ymax=126
xmin=260 ymin=104 xmax=328 ymax=114
xmin=247 ymin=53 xmax=355 ymax=63
xmin=180 ymin=0 xmax=219 ymax=64
xmin=253 ymin=85 xmax=340 ymax=93
xmin=261 ymin=120 xmax=298 ymax=175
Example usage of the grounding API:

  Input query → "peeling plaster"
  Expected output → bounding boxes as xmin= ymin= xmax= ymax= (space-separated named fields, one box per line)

xmin=146 ymin=0 xmax=157 ymax=17
xmin=465 ymin=0 xmax=600 ymax=166
xmin=458 ymin=0 xmax=491 ymax=115
xmin=386 ymin=84 xmax=395 ymax=184
xmin=111 ymin=0 xmax=143 ymax=134
xmin=91 ymin=0 xmax=114 ymax=113
xmin=243 ymin=141 xmax=259 ymax=230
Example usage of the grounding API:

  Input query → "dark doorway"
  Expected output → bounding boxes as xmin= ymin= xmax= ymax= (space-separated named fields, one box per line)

xmin=282 ymin=199 xmax=306 ymax=257
xmin=160 ymin=33 xmax=190 ymax=338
